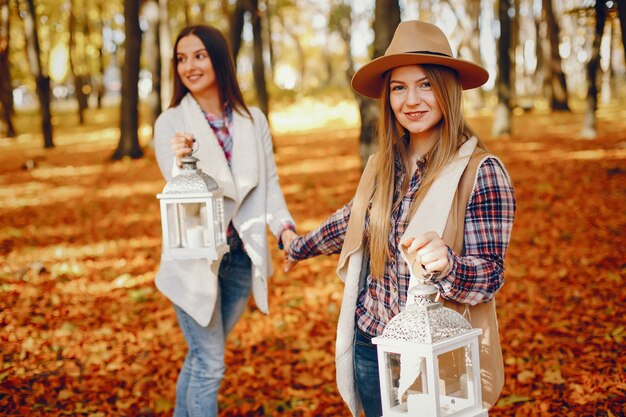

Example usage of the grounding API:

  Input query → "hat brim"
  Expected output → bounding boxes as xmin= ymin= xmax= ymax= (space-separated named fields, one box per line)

xmin=351 ymin=53 xmax=489 ymax=99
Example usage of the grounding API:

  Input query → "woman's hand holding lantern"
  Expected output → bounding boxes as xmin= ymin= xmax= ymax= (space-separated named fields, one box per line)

xmin=401 ymin=231 xmax=451 ymax=278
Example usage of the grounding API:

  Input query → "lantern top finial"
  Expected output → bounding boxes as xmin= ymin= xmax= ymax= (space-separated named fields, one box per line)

xmin=162 ymin=155 xmax=219 ymax=194
xmin=381 ymin=285 xmax=472 ymax=344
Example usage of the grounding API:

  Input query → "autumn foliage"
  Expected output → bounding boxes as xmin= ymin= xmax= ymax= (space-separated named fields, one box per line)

xmin=1 ymin=105 xmax=625 ymax=416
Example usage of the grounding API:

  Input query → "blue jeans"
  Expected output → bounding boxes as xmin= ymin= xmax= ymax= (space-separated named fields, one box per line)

xmin=354 ymin=327 xmax=383 ymax=417
xmin=173 ymin=248 xmax=252 ymax=417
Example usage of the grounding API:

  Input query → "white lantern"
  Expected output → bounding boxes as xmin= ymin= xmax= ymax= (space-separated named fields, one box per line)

xmin=372 ymin=283 xmax=487 ymax=417
xmin=156 ymin=155 xmax=228 ymax=261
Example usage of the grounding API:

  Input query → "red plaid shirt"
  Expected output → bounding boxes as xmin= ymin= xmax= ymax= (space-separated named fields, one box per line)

xmin=288 ymin=156 xmax=516 ymax=336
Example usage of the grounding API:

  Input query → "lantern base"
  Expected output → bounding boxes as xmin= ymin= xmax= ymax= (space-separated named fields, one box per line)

xmin=162 ymin=245 xmax=229 ymax=261
xmin=382 ymin=405 xmax=487 ymax=417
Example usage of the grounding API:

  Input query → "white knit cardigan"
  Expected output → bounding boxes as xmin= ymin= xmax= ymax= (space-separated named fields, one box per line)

xmin=153 ymin=94 xmax=294 ymax=326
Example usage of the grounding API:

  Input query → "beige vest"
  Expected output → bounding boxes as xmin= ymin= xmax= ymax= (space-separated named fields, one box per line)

xmin=336 ymin=147 xmax=505 ymax=413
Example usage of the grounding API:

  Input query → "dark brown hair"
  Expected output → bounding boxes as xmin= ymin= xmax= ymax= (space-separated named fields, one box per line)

xmin=169 ymin=25 xmax=251 ymax=118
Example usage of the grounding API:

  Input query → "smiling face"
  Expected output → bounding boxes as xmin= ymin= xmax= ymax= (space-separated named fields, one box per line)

xmin=176 ymin=34 xmax=218 ymax=99
xmin=389 ymin=65 xmax=443 ymax=145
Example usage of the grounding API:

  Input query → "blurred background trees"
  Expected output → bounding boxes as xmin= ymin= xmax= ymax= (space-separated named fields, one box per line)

xmin=0 ymin=0 xmax=624 ymax=161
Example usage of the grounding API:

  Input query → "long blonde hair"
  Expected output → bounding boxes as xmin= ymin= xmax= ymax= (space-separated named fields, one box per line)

xmin=367 ymin=64 xmax=486 ymax=278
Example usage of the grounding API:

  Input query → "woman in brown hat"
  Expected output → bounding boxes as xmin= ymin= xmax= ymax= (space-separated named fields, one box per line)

xmin=286 ymin=21 xmax=515 ymax=417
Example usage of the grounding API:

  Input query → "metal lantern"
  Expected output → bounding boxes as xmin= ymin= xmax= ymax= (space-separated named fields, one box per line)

xmin=372 ymin=281 xmax=487 ymax=417
xmin=156 ymin=155 xmax=228 ymax=261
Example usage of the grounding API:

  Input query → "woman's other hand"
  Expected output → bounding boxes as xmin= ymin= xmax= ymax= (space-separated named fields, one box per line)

xmin=282 ymin=232 xmax=300 ymax=273
xmin=280 ymin=229 xmax=298 ymax=251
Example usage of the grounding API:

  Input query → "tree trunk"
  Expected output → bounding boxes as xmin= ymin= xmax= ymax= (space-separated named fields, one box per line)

xmin=23 ymin=0 xmax=53 ymax=148
xmin=69 ymin=0 xmax=90 ymax=124
xmin=331 ymin=1 xmax=355 ymax=81
xmin=543 ymin=0 xmax=569 ymax=110
xmin=535 ymin=16 xmax=550 ymax=103
xmin=465 ymin=0 xmax=484 ymax=110
xmin=184 ymin=0 xmax=191 ymax=25
xmin=143 ymin=0 xmax=161 ymax=127
xmin=158 ymin=0 xmax=171 ymax=109
xmin=0 ymin=0 xmax=15 ymax=137
xmin=617 ymin=0 xmax=626 ymax=61
xmin=230 ymin=0 xmax=269 ymax=116
xmin=492 ymin=0 xmax=513 ymax=137
xmin=220 ymin=0 xmax=230 ymax=22
xmin=94 ymin=0 xmax=106 ymax=109
xmin=230 ymin=0 xmax=246 ymax=60
xmin=112 ymin=0 xmax=143 ymax=159
xmin=276 ymin=12 xmax=305 ymax=86
xmin=358 ymin=0 xmax=400 ymax=164
xmin=152 ymin=15 xmax=162 ymax=123
xmin=443 ymin=0 xmax=484 ymax=110
xmin=418 ymin=0 xmax=432 ymax=22
xmin=250 ymin=0 xmax=269 ymax=116
xmin=509 ymin=0 xmax=519 ymax=105
xmin=581 ymin=0 xmax=607 ymax=139
xmin=264 ymin=0 xmax=275 ymax=80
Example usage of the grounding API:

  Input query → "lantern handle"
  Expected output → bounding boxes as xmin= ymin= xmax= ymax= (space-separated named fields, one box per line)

xmin=191 ymin=137 xmax=199 ymax=155
xmin=400 ymin=244 xmax=438 ymax=304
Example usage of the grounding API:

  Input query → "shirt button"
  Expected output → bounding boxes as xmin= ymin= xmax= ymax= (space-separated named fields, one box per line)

xmin=392 ymin=287 xmax=397 ymax=293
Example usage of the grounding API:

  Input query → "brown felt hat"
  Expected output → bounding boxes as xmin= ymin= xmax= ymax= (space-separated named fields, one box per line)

xmin=351 ymin=20 xmax=489 ymax=99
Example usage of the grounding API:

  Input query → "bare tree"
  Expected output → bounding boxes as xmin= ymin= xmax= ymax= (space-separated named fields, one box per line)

xmin=230 ymin=0 xmax=269 ymax=116
xmin=328 ymin=0 xmax=355 ymax=82
xmin=264 ymin=0 xmax=275 ymax=80
xmin=250 ymin=0 xmax=269 ymax=115
xmin=616 ymin=0 xmax=626 ymax=61
xmin=158 ymin=0 xmax=171 ymax=110
xmin=581 ymin=0 xmax=608 ymax=139
xmin=143 ymin=0 xmax=161 ymax=127
xmin=0 ymin=0 xmax=15 ymax=137
xmin=275 ymin=11 xmax=305 ymax=85
xmin=230 ymin=0 xmax=246 ymax=60
xmin=543 ymin=0 xmax=569 ymax=110
xmin=183 ymin=0 xmax=191 ymax=25
xmin=112 ymin=0 xmax=143 ymax=159
xmin=359 ymin=0 xmax=400 ymax=163
xmin=69 ymin=0 xmax=91 ymax=124
xmin=442 ymin=0 xmax=484 ymax=110
xmin=492 ymin=0 xmax=513 ymax=137
xmin=510 ymin=0 xmax=519 ymax=104
xmin=90 ymin=0 xmax=106 ymax=109
xmin=329 ymin=0 xmax=399 ymax=164
xmin=22 ymin=0 xmax=53 ymax=148
xmin=220 ymin=0 xmax=229 ymax=21
xmin=535 ymin=6 xmax=549 ymax=102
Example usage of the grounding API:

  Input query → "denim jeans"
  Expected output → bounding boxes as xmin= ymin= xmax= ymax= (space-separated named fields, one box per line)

xmin=173 ymin=248 xmax=252 ymax=417
xmin=354 ymin=327 xmax=383 ymax=417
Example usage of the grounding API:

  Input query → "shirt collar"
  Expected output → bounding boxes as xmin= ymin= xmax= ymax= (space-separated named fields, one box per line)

xmin=202 ymin=102 xmax=233 ymax=128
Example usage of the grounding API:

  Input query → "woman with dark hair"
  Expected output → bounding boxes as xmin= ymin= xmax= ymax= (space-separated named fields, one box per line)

xmin=285 ymin=21 xmax=516 ymax=417
xmin=153 ymin=25 xmax=297 ymax=417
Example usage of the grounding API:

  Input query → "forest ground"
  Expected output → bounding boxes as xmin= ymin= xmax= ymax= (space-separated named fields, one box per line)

xmin=1 ymin=100 xmax=625 ymax=416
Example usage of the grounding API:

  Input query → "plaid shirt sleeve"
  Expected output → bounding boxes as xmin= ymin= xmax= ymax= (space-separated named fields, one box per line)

xmin=287 ymin=200 xmax=353 ymax=260
xmin=432 ymin=157 xmax=516 ymax=305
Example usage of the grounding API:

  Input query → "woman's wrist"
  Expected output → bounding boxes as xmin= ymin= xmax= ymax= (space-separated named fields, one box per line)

xmin=278 ymin=224 xmax=297 ymax=250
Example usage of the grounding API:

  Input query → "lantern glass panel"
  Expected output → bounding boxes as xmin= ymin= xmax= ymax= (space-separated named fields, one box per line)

xmin=165 ymin=202 xmax=215 ymax=250
xmin=164 ymin=203 xmax=182 ymax=248
xmin=383 ymin=351 xmax=428 ymax=413
xmin=438 ymin=345 xmax=476 ymax=416
xmin=182 ymin=202 xmax=205 ymax=248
